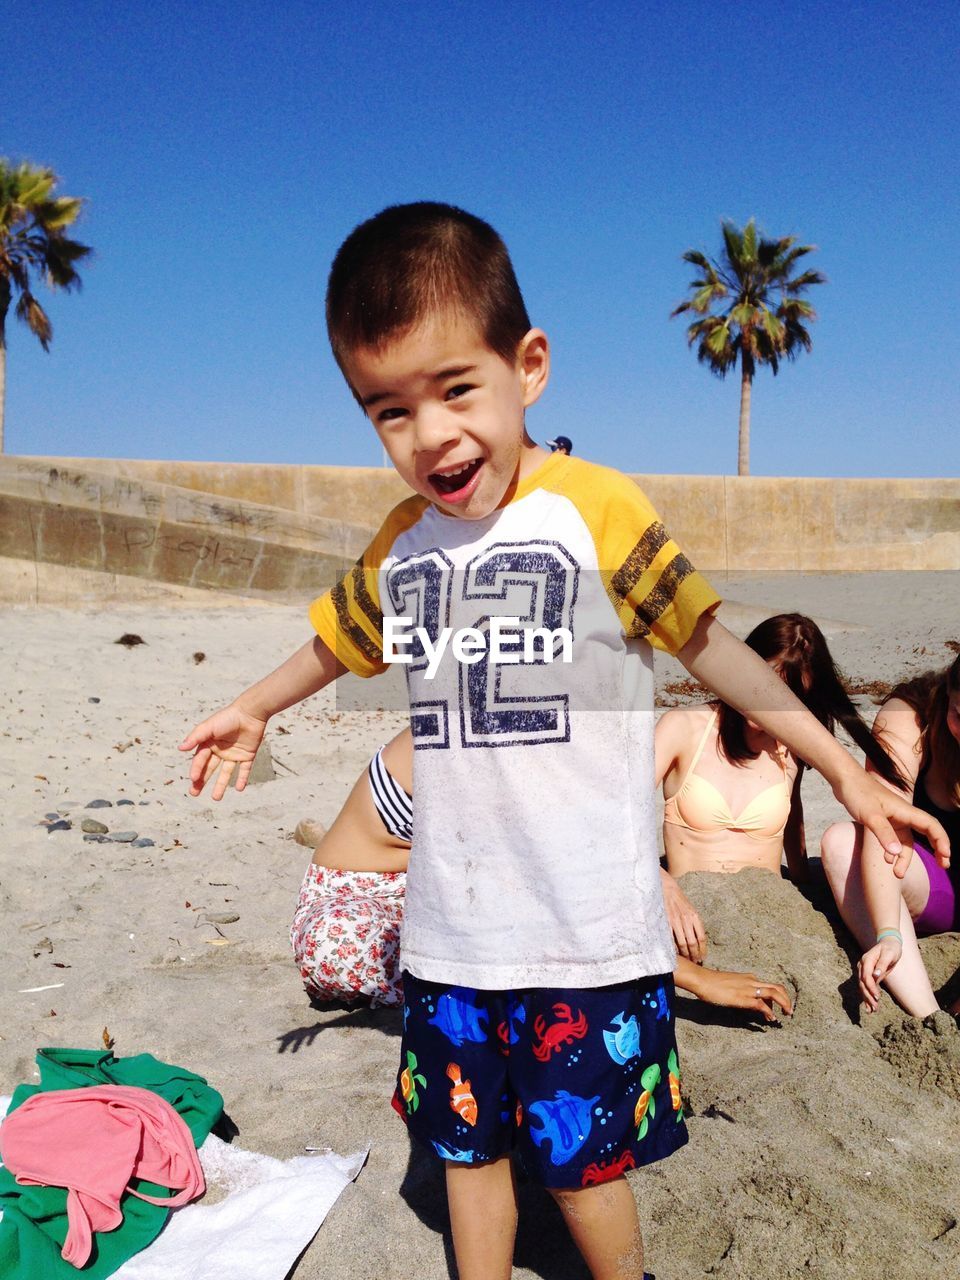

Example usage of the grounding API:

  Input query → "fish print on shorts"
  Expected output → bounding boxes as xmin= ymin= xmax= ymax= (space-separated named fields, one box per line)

xmin=446 ymin=1062 xmax=478 ymax=1126
xmin=428 ymin=988 xmax=489 ymax=1046
xmin=528 ymin=1090 xmax=600 ymax=1166
xmin=602 ymin=1012 xmax=641 ymax=1065
xmin=432 ymin=1140 xmax=475 ymax=1162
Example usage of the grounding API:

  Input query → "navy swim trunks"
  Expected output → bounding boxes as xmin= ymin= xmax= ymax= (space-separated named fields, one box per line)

xmin=392 ymin=972 xmax=688 ymax=1188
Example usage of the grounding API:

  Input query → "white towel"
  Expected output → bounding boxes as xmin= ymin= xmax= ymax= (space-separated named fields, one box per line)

xmin=114 ymin=1133 xmax=368 ymax=1280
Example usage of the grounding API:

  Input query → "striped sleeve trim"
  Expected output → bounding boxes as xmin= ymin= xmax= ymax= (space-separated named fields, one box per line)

xmin=600 ymin=506 xmax=720 ymax=654
xmin=629 ymin=551 xmax=697 ymax=638
xmin=308 ymin=495 xmax=430 ymax=679
xmin=544 ymin=459 xmax=721 ymax=656
xmin=351 ymin=563 xmax=383 ymax=635
xmin=310 ymin=575 xmax=386 ymax=679
xmin=332 ymin=575 xmax=383 ymax=666
xmin=609 ymin=521 xmax=671 ymax=608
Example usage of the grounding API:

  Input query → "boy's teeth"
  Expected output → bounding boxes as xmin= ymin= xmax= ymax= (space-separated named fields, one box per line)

xmin=432 ymin=459 xmax=481 ymax=494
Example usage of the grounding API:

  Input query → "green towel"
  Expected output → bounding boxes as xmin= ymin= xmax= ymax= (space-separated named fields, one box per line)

xmin=0 ymin=1048 xmax=223 ymax=1279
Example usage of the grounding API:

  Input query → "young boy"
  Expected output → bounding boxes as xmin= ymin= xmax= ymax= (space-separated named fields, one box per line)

xmin=181 ymin=202 xmax=948 ymax=1280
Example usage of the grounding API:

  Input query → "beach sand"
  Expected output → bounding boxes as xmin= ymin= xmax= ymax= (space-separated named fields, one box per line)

xmin=1 ymin=571 xmax=959 ymax=1279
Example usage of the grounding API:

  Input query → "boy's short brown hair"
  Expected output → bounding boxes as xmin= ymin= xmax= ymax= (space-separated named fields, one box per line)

xmin=326 ymin=202 xmax=531 ymax=372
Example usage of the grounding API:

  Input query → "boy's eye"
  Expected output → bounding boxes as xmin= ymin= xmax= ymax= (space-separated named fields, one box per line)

xmin=376 ymin=406 xmax=407 ymax=424
xmin=446 ymin=383 xmax=474 ymax=400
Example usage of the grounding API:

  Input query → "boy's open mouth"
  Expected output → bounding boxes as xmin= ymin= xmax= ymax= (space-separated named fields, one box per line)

xmin=429 ymin=458 xmax=483 ymax=499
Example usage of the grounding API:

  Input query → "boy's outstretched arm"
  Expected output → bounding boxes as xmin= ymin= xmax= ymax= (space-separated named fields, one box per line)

xmin=675 ymin=613 xmax=950 ymax=868
xmin=180 ymin=636 xmax=345 ymax=800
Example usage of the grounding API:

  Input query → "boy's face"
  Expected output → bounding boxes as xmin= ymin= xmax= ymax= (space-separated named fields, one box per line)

xmin=342 ymin=313 xmax=550 ymax=520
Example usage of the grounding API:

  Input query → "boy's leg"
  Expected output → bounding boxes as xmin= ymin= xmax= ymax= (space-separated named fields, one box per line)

xmin=511 ymin=976 xmax=684 ymax=1280
xmin=549 ymin=1177 xmax=644 ymax=1280
xmin=446 ymin=1155 xmax=518 ymax=1280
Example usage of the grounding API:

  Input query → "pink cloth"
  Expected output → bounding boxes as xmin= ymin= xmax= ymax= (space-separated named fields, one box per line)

xmin=0 ymin=1085 xmax=205 ymax=1267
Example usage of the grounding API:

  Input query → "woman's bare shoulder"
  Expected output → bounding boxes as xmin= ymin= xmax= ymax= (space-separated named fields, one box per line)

xmin=657 ymin=701 xmax=716 ymax=735
xmin=871 ymin=696 xmax=923 ymax=783
xmin=873 ymin=696 xmax=923 ymax=744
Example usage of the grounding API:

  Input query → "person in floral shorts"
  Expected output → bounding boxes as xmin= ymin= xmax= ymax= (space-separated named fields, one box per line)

xmin=290 ymin=730 xmax=412 ymax=1007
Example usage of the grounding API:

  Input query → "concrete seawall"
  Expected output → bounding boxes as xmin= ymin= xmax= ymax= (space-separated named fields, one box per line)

xmin=2 ymin=455 xmax=958 ymax=605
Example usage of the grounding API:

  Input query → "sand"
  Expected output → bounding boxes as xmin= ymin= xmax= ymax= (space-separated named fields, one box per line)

xmin=1 ymin=571 xmax=959 ymax=1279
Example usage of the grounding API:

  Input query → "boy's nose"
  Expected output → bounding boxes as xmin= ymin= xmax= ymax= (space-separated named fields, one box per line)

xmin=413 ymin=406 xmax=459 ymax=454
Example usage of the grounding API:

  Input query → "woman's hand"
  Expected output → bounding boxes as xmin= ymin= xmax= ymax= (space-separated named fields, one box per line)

xmin=179 ymin=704 xmax=269 ymax=800
xmin=857 ymin=935 xmax=903 ymax=1012
xmin=660 ymin=869 xmax=708 ymax=963
xmin=677 ymin=958 xmax=793 ymax=1022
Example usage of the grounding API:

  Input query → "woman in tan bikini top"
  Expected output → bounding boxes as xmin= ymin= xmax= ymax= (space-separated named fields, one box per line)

xmin=662 ymin=704 xmax=794 ymax=873
xmin=656 ymin=614 xmax=902 ymax=961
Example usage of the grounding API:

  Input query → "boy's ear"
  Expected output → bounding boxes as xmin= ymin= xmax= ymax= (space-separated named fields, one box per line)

xmin=517 ymin=328 xmax=550 ymax=407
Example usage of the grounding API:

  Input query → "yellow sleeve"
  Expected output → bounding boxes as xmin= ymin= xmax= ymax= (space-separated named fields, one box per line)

xmin=560 ymin=462 xmax=721 ymax=654
xmin=308 ymin=497 xmax=428 ymax=679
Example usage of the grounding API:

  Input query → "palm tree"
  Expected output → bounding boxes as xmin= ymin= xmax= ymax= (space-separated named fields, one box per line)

xmin=0 ymin=159 xmax=91 ymax=452
xmin=672 ymin=219 xmax=824 ymax=475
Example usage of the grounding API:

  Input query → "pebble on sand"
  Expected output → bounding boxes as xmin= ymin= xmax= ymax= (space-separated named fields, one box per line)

xmin=86 ymin=799 xmax=113 ymax=809
xmin=294 ymin=818 xmax=328 ymax=847
xmin=107 ymin=831 xmax=139 ymax=842
xmin=81 ymin=818 xmax=109 ymax=835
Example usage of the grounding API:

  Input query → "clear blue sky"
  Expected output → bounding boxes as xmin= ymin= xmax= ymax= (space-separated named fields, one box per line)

xmin=5 ymin=0 xmax=958 ymax=477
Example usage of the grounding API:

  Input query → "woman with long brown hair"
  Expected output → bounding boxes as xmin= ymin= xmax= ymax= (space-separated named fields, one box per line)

xmin=820 ymin=655 xmax=960 ymax=1017
xmin=657 ymin=613 xmax=901 ymax=961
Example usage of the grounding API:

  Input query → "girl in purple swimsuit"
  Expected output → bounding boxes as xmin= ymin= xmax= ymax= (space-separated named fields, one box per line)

xmin=821 ymin=654 xmax=960 ymax=1017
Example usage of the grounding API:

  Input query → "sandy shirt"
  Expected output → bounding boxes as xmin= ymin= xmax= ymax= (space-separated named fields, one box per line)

xmin=311 ymin=452 xmax=720 ymax=988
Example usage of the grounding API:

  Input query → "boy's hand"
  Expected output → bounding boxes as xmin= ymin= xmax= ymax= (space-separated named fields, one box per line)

xmin=178 ymin=636 xmax=344 ymax=801
xmin=660 ymin=869 xmax=708 ymax=963
xmin=832 ymin=767 xmax=949 ymax=876
xmin=179 ymin=705 xmax=269 ymax=800
xmin=857 ymin=936 xmax=902 ymax=1012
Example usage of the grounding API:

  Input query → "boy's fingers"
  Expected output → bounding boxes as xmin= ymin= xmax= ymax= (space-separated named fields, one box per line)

xmin=234 ymin=760 xmax=253 ymax=793
xmin=910 ymin=811 xmax=950 ymax=867
xmin=189 ymin=747 xmax=212 ymax=790
xmin=210 ymin=759 xmax=236 ymax=802
xmin=179 ymin=721 xmax=212 ymax=752
xmin=883 ymin=843 xmax=912 ymax=879
xmin=864 ymin=813 xmax=901 ymax=859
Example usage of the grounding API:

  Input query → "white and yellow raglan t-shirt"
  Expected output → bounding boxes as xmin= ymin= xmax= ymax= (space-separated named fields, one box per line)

xmin=310 ymin=452 xmax=720 ymax=990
